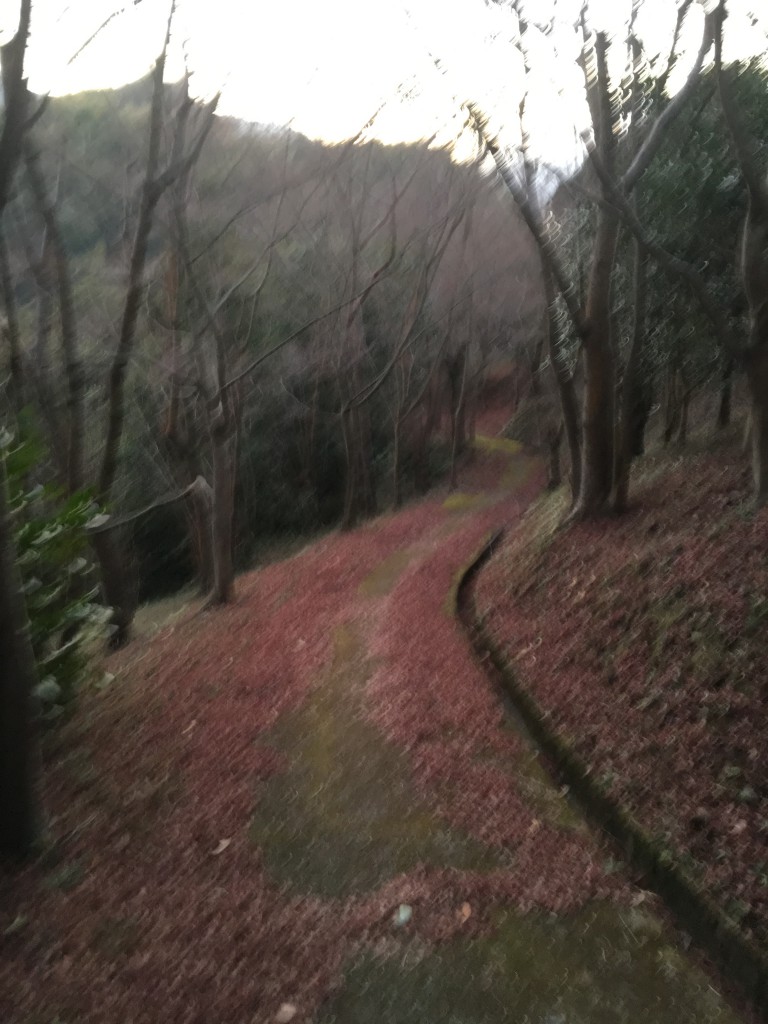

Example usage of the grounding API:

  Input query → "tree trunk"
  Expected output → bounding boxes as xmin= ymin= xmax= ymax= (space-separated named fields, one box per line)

xmin=577 ymin=335 xmax=615 ymax=514
xmin=209 ymin=399 xmax=238 ymax=605
xmin=357 ymin=404 xmax=376 ymax=518
xmin=392 ymin=413 xmax=402 ymax=510
xmin=663 ymin=365 xmax=682 ymax=446
xmin=0 ymin=449 xmax=41 ymax=860
xmin=717 ymin=356 xmax=734 ymax=430
xmin=187 ymin=488 xmax=214 ymax=595
xmin=546 ymin=421 xmax=564 ymax=490
xmin=209 ymin=430 xmax=235 ymax=604
xmin=543 ymin=265 xmax=581 ymax=504
xmin=677 ymin=386 xmax=691 ymax=445
xmin=341 ymin=408 xmax=358 ymax=530
xmin=746 ymin=343 xmax=768 ymax=506
xmin=0 ymin=227 xmax=24 ymax=419
xmin=613 ymin=238 xmax=648 ymax=512
xmin=527 ymin=333 xmax=545 ymax=397
xmin=448 ymin=347 xmax=468 ymax=492
xmin=91 ymin=528 xmax=136 ymax=649
xmin=715 ymin=6 xmax=768 ymax=504
xmin=25 ymin=146 xmax=84 ymax=493
xmin=573 ymin=151 xmax=619 ymax=516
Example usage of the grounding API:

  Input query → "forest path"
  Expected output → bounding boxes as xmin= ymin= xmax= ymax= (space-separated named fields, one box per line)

xmin=0 ymin=442 xmax=744 ymax=1024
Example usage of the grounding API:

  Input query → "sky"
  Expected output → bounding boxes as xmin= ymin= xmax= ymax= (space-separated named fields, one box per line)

xmin=1 ymin=0 xmax=766 ymax=159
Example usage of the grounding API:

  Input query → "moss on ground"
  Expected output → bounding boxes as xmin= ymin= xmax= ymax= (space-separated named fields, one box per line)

xmin=249 ymin=624 xmax=504 ymax=897
xmin=319 ymin=903 xmax=741 ymax=1024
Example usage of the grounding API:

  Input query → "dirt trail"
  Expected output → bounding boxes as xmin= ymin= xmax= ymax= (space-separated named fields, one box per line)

xmin=0 ymin=443 xmax=745 ymax=1023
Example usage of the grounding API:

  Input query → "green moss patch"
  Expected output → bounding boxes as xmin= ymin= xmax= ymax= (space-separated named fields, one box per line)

xmin=249 ymin=624 xmax=502 ymax=896
xmin=319 ymin=903 xmax=741 ymax=1024
xmin=473 ymin=435 xmax=523 ymax=455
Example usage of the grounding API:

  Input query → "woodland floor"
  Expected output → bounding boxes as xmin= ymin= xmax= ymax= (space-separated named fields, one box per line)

xmin=0 ymin=424 xmax=758 ymax=1024
xmin=475 ymin=431 xmax=768 ymax=960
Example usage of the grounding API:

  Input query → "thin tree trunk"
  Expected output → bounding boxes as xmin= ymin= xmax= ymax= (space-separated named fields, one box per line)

xmin=717 ymin=356 xmax=734 ymax=429
xmin=24 ymin=146 xmax=84 ymax=492
xmin=91 ymin=528 xmax=136 ymax=649
xmin=0 ymin=226 xmax=24 ymax=418
xmin=449 ymin=347 xmax=468 ymax=492
xmin=210 ymin=426 xmax=235 ymax=604
xmin=546 ymin=422 xmax=564 ymax=490
xmin=613 ymin=238 xmax=648 ymax=511
xmin=340 ymin=407 xmax=357 ymax=530
xmin=0 ymin=448 xmax=41 ymax=860
xmin=663 ymin=364 xmax=681 ymax=446
xmin=677 ymin=384 xmax=691 ymax=445
xmin=543 ymin=265 xmax=581 ymax=504
xmin=357 ymin=404 xmax=376 ymax=517
xmin=187 ymin=484 xmax=214 ymax=594
xmin=715 ymin=4 xmax=768 ymax=502
xmin=527 ymin=333 xmax=545 ymax=397
xmin=392 ymin=412 xmax=402 ymax=509
xmin=746 ymin=343 xmax=768 ymax=505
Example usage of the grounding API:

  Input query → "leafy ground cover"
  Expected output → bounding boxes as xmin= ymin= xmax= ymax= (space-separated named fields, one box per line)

xmin=474 ymin=437 xmax=768 ymax=957
xmin=0 ymin=437 xmax=749 ymax=1023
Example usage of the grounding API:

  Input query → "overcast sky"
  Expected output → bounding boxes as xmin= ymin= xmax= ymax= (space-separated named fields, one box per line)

xmin=2 ymin=0 xmax=765 ymax=158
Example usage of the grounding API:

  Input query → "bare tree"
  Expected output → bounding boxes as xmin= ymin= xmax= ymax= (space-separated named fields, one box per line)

xmin=469 ymin=1 xmax=714 ymax=516
xmin=715 ymin=0 xmax=768 ymax=504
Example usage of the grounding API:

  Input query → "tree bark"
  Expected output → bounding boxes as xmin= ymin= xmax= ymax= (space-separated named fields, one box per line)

xmin=0 ymin=448 xmax=41 ymax=859
xmin=0 ymin=226 xmax=24 ymax=418
xmin=715 ymin=5 xmax=768 ymax=504
xmin=717 ymin=356 xmax=733 ymax=430
xmin=613 ymin=237 xmax=648 ymax=512
xmin=0 ymin=1 xmax=41 ymax=858
xmin=746 ymin=334 xmax=768 ymax=505
xmin=448 ymin=345 xmax=468 ymax=492
xmin=546 ymin=421 xmax=564 ymax=490
xmin=543 ymin=266 xmax=581 ymax=503
xmin=24 ymin=146 xmax=84 ymax=492
xmin=210 ymin=425 xmax=236 ymax=604
xmin=90 ymin=528 xmax=136 ymax=649
xmin=392 ymin=412 xmax=402 ymax=509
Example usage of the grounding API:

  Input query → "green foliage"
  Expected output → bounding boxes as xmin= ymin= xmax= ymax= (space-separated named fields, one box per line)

xmin=640 ymin=61 xmax=768 ymax=379
xmin=3 ymin=430 xmax=107 ymax=720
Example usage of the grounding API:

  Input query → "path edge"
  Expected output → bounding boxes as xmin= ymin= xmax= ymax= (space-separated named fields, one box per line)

xmin=454 ymin=528 xmax=768 ymax=1023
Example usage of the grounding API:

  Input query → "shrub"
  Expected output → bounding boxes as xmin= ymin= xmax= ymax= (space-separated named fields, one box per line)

xmin=3 ymin=429 xmax=108 ymax=720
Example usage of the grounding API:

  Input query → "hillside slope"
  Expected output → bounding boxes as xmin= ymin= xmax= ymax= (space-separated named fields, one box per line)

xmin=0 ymin=442 xmax=746 ymax=1024
xmin=475 ymin=438 xmax=768 ymax=958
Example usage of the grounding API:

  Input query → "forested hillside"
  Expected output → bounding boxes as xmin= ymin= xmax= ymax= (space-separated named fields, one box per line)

xmin=2 ymin=80 xmax=542 ymax=603
xmin=2 ymin=1 xmax=768 ymax=1021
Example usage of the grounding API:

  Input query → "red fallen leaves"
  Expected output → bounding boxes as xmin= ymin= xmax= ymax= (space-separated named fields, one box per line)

xmin=476 ymin=445 xmax=768 ymax=948
xmin=0 ymin=448 xmax=628 ymax=1024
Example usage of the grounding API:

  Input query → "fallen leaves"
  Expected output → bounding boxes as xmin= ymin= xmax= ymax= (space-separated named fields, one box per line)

xmin=476 ymin=443 xmax=768 ymax=948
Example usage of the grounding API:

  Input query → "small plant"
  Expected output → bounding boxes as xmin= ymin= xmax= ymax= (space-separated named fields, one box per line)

xmin=3 ymin=428 xmax=109 ymax=720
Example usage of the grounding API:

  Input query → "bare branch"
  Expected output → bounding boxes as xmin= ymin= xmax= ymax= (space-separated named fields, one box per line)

xmin=467 ymin=102 xmax=587 ymax=338
xmin=24 ymin=144 xmax=84 ymax=491
xmin=86 ymin=474 xmax=211 ymax=533
xmin=220 ymin=272 xmax=400 ymax=395
xmin=66 ymin=1 xmax=146 ymax=67
xmin=714 ymin=1 xmax=768 ymax=213
xmin=622 ymin=7 xmax=714 ymax=193
xmin=583 ymin=131 xmax=738 ymax=355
